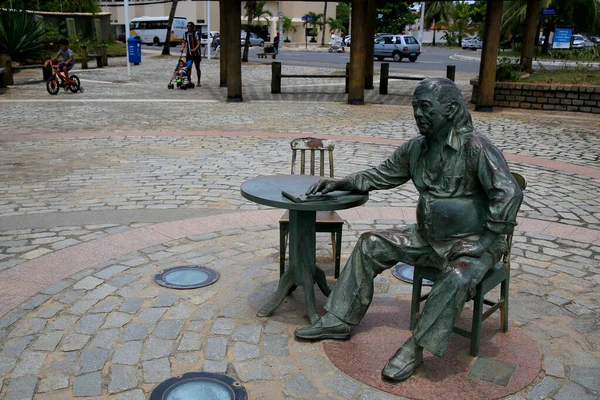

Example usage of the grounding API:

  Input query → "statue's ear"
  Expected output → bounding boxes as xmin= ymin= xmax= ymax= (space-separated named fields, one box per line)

xmin=446 ymin=101 xmax=459 ymax=120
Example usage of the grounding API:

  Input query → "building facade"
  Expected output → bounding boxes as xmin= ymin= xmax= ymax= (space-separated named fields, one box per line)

xmin=99 ymin=0 xmax=337 ymax=43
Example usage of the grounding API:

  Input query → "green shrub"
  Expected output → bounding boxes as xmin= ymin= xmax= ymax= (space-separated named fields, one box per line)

xmin=441 ymin=31 xmax=459 ymax=47
xmin=0 ymin=9 xmax=45 ymax=64
xmin=496 ymin=57 xmax=521 ymax=81
xmin=548 ymin=47 xmax=600 ymax=62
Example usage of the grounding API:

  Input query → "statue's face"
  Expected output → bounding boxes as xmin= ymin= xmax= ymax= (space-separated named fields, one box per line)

xmin=412 ymin=88 xmax=449 ymax=139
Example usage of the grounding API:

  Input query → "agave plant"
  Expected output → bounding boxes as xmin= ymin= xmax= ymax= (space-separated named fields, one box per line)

xmin=0 ymin=9 xmax=45 ymax=63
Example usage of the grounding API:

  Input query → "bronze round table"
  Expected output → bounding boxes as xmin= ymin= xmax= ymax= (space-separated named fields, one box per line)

xmin=241 ymin=175 xmax=368 ymax=324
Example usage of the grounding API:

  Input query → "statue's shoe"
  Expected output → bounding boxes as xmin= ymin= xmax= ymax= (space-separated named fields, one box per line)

xmin=294 ymin=317 xmax=350 ymax=340
xmin=381 ymin=338 xmax=424 ymax=382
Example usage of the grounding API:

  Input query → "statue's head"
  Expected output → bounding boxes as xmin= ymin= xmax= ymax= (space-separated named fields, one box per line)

xmin=412 ymin=77 xmax=473 ymax=139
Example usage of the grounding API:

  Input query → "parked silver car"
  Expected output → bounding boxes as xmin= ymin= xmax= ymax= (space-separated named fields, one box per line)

xmin=241 ymin=32 xmax=265 ymax=47
xmin=571 ymin=35 xmax=586 ymax=49
xmin=374 ymin=34 xmax=421 ymax=62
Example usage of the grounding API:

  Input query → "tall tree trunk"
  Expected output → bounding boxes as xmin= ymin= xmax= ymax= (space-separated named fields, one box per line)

xmin=162 ymin=0 xmax=179 ymax=55
xmin=321 ymin=2 xmax=328 ymax=46
xmin=242 ymin=21 xmax=252 ymax=61
xmin=242 ymin=2 xmax=255 ymax=62
xmin=520 ymin=0 xmax=539 ymax=72
xmin=432 ymin=18 xmax=436 ymax=46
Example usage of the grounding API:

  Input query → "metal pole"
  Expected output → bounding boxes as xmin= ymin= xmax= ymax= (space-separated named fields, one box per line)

xmin=278 ymin=1 xmax=283 ymax=42
xmin=124 ymin=0 xmax=131 ymax=77
xmin=419 ymin=2 xmax=425 ymax=45
xmin=207 ymin=0 xmax=211 ymax=59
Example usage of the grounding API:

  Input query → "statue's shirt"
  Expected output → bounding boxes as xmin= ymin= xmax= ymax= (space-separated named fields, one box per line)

xmin=347 ymin=129 xmax=522 ymax=254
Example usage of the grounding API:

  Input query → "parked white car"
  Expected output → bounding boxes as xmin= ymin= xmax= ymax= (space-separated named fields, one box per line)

xmin=463 ymin=36 xmax=482 ymax=50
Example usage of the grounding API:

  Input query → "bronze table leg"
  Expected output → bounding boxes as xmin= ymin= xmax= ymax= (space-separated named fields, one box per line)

xmin=257 ymin=210 xmax=331 ymax=324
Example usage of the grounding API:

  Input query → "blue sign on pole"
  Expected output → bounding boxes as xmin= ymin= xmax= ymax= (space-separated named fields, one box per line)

xmin=307 ymin=17 xmax=313 ymax=21
xmin=301 ymin=16 xmax=307 ymax=21
xmin=552 ymin=27 xmax=572 ymax=49
xmin=542 ymin=8 xmax=556 ymax=16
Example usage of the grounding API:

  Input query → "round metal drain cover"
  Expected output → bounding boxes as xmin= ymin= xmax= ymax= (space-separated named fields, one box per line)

xmin=150 ymin=372 xmax=247 ymax=400
xmin=391 ymin=263 xmax=434 ymax=286
xmin=154 ymin=266 xmax=219 ymax=290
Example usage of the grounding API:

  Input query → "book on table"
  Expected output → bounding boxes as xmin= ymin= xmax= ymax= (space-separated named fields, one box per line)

xmin=281 ymin=190 xmax=335 ymax=203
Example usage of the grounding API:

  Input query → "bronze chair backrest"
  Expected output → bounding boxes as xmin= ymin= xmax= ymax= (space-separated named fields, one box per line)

xmin=504 ymin=172 xmax=527 ymax=266
xmin=290 ymin=137 xmax=335 ymax=177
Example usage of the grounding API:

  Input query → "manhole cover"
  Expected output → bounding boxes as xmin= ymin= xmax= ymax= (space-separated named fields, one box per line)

xmin=391 ymin=263 xmax=434 ymax=286
xmin=154 ymin=266 xmax=219 ymax=290
xmin=151 ymin=372 xmax=247 ymax=400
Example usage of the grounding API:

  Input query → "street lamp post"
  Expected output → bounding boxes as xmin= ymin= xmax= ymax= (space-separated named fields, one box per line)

xmin=419 ymin=2 xmax=425 ymax=45
xmin=207 ymin=0 xmax=211 ymax=59
xmin=278 ymin=1 xmax=283 ymax=42
xmin=124 ymin=0 xmax=131 ymax=77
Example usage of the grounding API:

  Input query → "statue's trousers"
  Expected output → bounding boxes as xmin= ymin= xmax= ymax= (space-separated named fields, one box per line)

xmin=325 ymin=225 xmax=504 ymax=357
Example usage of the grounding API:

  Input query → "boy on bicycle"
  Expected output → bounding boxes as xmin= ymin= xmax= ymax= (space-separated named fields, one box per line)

xmin=50 ymin=39 xmax=75 ymax=84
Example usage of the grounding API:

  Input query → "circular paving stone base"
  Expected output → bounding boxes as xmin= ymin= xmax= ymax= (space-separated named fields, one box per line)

xmin=323 ymin=300 xmax=541 ymax=400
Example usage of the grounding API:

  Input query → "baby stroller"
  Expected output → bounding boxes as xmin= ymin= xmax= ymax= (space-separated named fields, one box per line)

xmin=167 ymin=56 xmax=195 ymax=90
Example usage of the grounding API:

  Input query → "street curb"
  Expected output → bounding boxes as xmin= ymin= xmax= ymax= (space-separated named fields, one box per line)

xmin=451 ymin=53 xmax=600 ymax=67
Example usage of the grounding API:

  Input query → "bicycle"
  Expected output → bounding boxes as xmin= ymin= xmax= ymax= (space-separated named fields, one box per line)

xmin=45 ymin=60 xmax=84 ymax=95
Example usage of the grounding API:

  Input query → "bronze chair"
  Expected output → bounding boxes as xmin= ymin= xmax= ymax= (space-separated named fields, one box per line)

xmin=410 ymin=172 xmax=527 ymax=357
xmin=279 ymin=138 xmax=344 ymax=279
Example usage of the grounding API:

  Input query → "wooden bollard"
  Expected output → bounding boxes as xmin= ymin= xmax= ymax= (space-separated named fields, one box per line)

xmin=101 ymin=47 xmax=108 ymax=67
xmin=446 ymin=65 xmax=456 ymax=82
xmin=271 ymin=62 xmax=281 ymax=94
xmin=81 ymin=45 xmax=88 ymax=69
xmin=345 ymin=63 xmax=350 ymax=94
xmin=0 ymin=54 xmax=14 ymax=86
xmin=379 ymin=63 xmax=389 ymax=95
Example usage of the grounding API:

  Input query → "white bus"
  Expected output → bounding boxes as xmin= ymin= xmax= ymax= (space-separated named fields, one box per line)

xmin=130 ymin=16 xmax=187 ymax=46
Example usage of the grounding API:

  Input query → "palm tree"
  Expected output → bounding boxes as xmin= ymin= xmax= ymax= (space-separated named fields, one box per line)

xmin=424 ymin=1 xmax=453 ymax=46
xmin=503 ymin=0 xmax=600 ymax=37
xmin=282 ymin=16 xmax=296 ymax=42
xmin=253 ymin=1 xmax=273 ymax=27
xmin=327 ymin=17 xmax=346 ymax=34
xmin=162 ymin=0 xmax=178 ymax=55
xmin=321 ymin=2 xmax=328 ymax=46
xmin=448 ymin=1 xmax=475 ymax=48
xmin=303 ymin=11 xmax=323 ymax=43
xmin=242 ymin=1 xmax=272 ymax=62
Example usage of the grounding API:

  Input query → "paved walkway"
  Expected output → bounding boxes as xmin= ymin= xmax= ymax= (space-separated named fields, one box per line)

xmin=0 ymin=58 xmax=599 ymax=399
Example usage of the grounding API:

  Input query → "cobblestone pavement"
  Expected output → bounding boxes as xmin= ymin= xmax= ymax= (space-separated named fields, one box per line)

xmin=0 ymin=220 xmax=598 ymax=399
xmin=1 ymin=57 xmax=599 ymax=167
xmin=0 ymin=56 xmax=599 ymax=399
xmin=0 ymin=137 xmax=598 ymax=225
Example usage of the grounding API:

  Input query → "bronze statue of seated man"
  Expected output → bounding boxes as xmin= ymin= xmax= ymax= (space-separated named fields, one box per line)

xmin=295 ymin=77 xmax=523 ymax=382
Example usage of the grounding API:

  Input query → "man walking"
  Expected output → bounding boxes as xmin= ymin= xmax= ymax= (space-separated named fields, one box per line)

xmin=182 ymin=22 xmax=202 ymax=86
xmin=273 ymin=31 xmax=280 ymax=55
xmin=295 ymin=77 xmax=523 ymax=382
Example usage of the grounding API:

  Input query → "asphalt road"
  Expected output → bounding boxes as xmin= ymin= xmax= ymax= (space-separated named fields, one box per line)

xmin=250 ymin=46 xmax=481 ymax=75
xmin=145 ymin=45 xmax=480 ymax=75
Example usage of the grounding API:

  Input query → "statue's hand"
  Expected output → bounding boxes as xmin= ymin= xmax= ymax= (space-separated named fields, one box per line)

xmin=447 ymin=239 xmax=486 ymax=261
xmin=306 ymin=179 xmax=343 ymax=195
